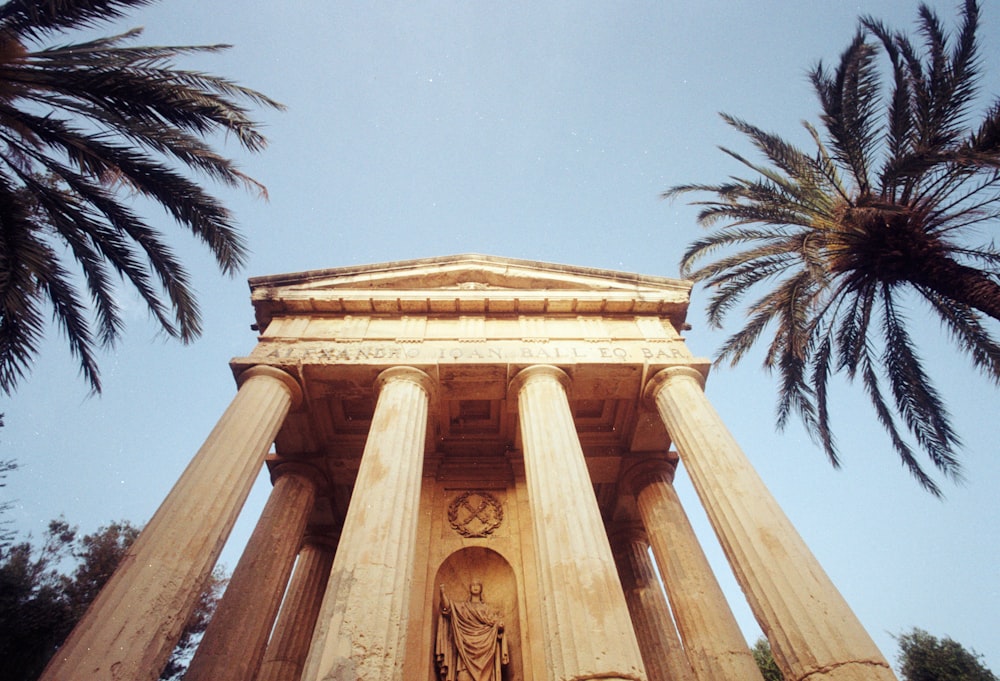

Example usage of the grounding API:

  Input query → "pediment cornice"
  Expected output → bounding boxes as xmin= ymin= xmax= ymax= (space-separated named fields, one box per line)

xmin=248 ymin=254 xmax=692 ymax=329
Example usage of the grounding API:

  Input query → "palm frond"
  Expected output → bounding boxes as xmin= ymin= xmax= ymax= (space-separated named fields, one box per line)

xmin=683 ymin=232 xmax=802 ymax=282
xmin=832 ymin=283 xmax=876 ymax=378
xmin=764 ymin=272 xmax=820 ymax=431
xmin=719 ymin=113 xmax=823 ymax=185
xmin=702 ymin=255 xmax=800 ymax=327
xmin=0 ymin=174 xmax=101 ymax=392
xmin=669 ymin=1 xmax=999 ymax=493
xmin=919 ymin=287 xmax=1000 ymax=382
xmin=860 ymin=355 xmax=945 ymax=496
xmin=0 ymin=106 xmax=250 ymax=274
xmin=802 ymin=121 xmax=852 ymax=202
xmin=16 ymin=174 xmax=125 ymax=346
xmin=0 ymin=0 xmax=155 ymax=42
xmin=713 ymin=299 xmax=779 ymax=368
xmin=879 ymin=287 xmax=960 ymax=469
xmin=0 ymin=1 xmax=281 ymax=393
xmin=810 ymin=33 xmax=880 ymax=194
xmin=917 ymin=1 xmax=980 ymax=147
xmin=968 ymin=101 xmax=1000 ymax=153
xmin=862 ymin=17 xmax=915 ymax=197
xmin=809 ymin=333 xmax=839 ymax=465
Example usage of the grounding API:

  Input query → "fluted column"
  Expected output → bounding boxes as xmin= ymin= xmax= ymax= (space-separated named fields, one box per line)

xmin=509 ymin=365 xmax=647 ymax=681
xmin=623 ymin=456 xmax=762 ymax=681
xmin=645 ymin=367 xmax=896 ymax=681
xmin=257 ymin=531 xmax=339 ymax=681
xmin=41 ymin=366 xmax=302 ymax=681
xmin=609 ymin=524 xmax=696 ymax=681
xmin=301 ymin=367 xmax=433 ymax=681
xmin=185 ymin=462 xmax=325 ymax=681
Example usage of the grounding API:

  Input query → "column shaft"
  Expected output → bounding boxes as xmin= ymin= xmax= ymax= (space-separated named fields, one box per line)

xmin=646 ymin=368 xmax=896 ymax=681
xmin=610 ymin=526 xmax=696 ymax=681
xmin=628 ymin=458 xmax=763 ymax=681
xmin=40 ymin=366 xmax=301 ymax=681
xmin=257 ymin=534 xmax=338 ymax=681
xmin=511 ymin=365 xmax=646 ymax=681
xmin=185 ymin=465 xmax=321 ymax=681
xmin=301 ymin=367 xmax=432 ymax=681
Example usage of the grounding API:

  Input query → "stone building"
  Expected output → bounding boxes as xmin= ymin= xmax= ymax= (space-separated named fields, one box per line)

xmin=40 ymin=255 xmax=897 ymax=681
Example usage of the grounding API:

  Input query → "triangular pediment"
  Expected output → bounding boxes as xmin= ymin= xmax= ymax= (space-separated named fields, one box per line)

xmin=247 ymin=254 xmax=692 ymax=330
xmin=249 ymin=254 xmax=689 ymax=294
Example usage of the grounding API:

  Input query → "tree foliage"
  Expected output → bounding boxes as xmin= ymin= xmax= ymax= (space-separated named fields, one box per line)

xmin=750 ymin=631 xmax=998 ymax=681
xmin=0 ymin=454 xmax=15 ymax=548
xmin=665 ymin=0 xmax=1000 ymax=494
xmin=0 ymin=518 xmax=226 ymax=681
xmin=752 ymin=637 xmax=785 ymax=681
xmin=0 ymin=0 xmax=283 ymax=395
xmin=897 ymin=628 xmax=997 ymax=681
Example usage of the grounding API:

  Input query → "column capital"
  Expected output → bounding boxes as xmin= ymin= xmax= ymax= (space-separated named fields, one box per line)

xmin=642 ymin=366 xmax=705 ymax=407
xmin=374 ymin=365 xmax=434 ymax=398
xmin=507 ymin=364 xmax=571 ymax=401
xmin=607 ymin=521 xmax=649 ymax=549
xmin=619 ymin=455 xmax=679 ymax=498
xmin=301 ymin=526 xmax=341 ymax=552
xmin=269 ymin=461 xmax=329 ymax=492
xmin=238 ymin=365 xmax=304 ymax=411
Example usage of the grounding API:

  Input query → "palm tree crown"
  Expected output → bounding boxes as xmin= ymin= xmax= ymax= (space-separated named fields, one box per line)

xmin=665 ymin=0 xmax=1000 ymax=495
xmin=0 ymin=0 xmax=283 ymax=394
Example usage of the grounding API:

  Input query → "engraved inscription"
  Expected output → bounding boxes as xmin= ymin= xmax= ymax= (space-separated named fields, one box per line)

xmin=256 ymin=341 xmax=689 ymax=363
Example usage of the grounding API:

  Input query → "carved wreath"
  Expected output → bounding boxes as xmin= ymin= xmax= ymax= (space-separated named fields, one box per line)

xmin=447 ymin=491 xmax=504 ymax=538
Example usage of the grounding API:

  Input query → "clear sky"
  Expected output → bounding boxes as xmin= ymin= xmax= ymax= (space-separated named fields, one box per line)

xmin=2 ymin=0 xmax=998 ymax=673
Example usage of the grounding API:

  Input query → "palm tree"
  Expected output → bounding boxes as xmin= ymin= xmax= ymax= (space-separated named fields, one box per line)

xmin=0 ymin=0 xmax=282 ymax=394
xmin=665 ymin=0 xmax=1000 ymax=495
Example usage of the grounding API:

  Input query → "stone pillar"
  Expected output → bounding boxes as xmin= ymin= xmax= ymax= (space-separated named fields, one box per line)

xmin=623 ymin=456 xmax=762 ymax=681
xmin=644 ymin=367 xmax=896 ymax=681
xmin=509 ymin=365 xmax=647 ymax=681
xmin=257 ymin=531 xmax=339 ymax=681
xmin=185 ymin=462 xmax=324 ymax=681
xmin=609 ymin=524 xmax=696 ymax=681
xmin=301 ymin=367 xmax=433 ymax=681
xmin=40 ymin=366 xmax=301 ymax=681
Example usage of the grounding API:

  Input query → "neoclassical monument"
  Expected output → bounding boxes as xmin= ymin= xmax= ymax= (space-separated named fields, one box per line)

xmin=41 ymin=255 xmax=897 ymax=681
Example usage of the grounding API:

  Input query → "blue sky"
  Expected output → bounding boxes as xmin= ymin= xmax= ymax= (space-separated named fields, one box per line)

xmin=2 ymin=0 xmax=998 ymax=672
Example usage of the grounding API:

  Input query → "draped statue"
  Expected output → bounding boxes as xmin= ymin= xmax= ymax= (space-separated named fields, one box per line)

xmin=435 ymin=582 xmax=509 ymax=681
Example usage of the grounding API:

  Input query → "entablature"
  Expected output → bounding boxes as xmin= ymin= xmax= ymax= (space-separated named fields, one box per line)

xmin=246 ymin=254 xmax=693 ymax=333
xmin=235 ymin=255 xmax=704 ymax=527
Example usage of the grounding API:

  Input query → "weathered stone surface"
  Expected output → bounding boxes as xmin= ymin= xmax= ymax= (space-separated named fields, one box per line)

xmin=185 ymin=463 xmax=322 ymax=681
xmin=623 ymin=456 xmax=763 ymax=681
xmin=48 ymin=255 xmax=895 ymax=681
xmin=300 ymin=367 xmax=433 ymax=681
xmin=39 ymin=367 xmax=300 ymax=681
xmin=510 ymin=365 xmax=647 ymax=681
xmin=610 ymin=524 xmax=696 ymax=681
xmin=258 ymin=533 xmax=338 ymax=681
xmin=645 ymin=367 xmax=896 ymax=681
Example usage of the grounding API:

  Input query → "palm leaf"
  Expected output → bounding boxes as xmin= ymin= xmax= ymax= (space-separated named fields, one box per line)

xmin=668 ymin=0 xmax=998 ymax=493
xmin=879 ymin=287 xmax=960 ymax=471
xmin=0 ymin=1 xmax=281 ymax=393
xmin=811 ymin=33 xmax=880 ymax=193
xmin=0 ymin=0 xmax=155 ymax=41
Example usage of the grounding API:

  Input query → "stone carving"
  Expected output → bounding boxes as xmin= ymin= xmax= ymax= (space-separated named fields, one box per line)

xmin=436 ymin=583 xmax=509 ymax=681
xmin=448 ymin=491 xmax=503 ymax=538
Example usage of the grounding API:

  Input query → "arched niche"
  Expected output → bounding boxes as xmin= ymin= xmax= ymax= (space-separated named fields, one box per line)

xmin=433 ymin=547 xmax=522 ymax=681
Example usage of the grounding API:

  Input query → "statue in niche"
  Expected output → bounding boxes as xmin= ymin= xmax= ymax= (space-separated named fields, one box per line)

xmin=435 ymin=582 xmax=509 ymax=681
